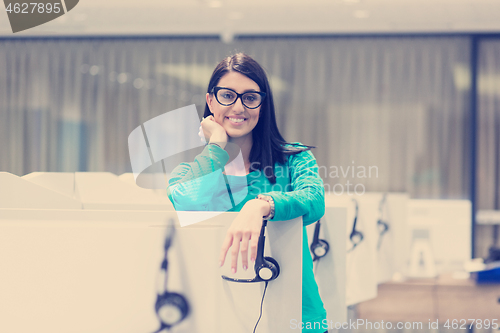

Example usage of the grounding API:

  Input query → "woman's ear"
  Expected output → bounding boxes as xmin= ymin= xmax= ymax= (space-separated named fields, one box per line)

xmin=206 ymin=93 xmax=214 ymax=113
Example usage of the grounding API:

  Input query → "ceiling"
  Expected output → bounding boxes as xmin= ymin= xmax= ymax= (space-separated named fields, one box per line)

xmin=1 ymin=0 xmax=500 ymax=37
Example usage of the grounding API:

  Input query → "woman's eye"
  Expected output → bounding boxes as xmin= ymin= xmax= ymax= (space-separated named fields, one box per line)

xmin=221 ymin=92 xmax=234 ymax=99
xmin=244 ymin=94 xmax=258 ymax=102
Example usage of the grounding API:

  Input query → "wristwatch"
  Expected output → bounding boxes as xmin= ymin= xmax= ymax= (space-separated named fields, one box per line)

xmin=256 ymin=194 xmax=275 ymax=220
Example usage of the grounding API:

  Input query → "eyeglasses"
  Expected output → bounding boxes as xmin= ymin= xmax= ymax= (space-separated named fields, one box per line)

xmin=212 ymin=87 xmax=266 ymax=109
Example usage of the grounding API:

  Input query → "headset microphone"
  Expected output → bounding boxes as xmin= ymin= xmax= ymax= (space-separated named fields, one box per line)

xmin=152 ymin=220 xmax=190 ymax=333
xmin=221 ymin=220 xmax=280 ymax=283
xmin=310 ymin=219 xmax=330 ymax=261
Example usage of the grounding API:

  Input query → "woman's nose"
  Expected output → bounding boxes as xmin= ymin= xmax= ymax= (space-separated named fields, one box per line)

xmin=232 ymin=96 xmax=246 ymax=112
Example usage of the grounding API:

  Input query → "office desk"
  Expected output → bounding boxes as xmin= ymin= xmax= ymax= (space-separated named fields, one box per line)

xmin=357 ymin=275 xmax=500 ymax=324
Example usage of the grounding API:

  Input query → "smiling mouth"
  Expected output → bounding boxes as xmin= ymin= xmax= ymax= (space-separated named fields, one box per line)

xmin=226 ymin=117 xmax=247 ymax=123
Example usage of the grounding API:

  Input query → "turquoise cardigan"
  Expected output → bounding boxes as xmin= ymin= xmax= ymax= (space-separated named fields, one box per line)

xmin=167 ymin=143 xmax=327 ymax=333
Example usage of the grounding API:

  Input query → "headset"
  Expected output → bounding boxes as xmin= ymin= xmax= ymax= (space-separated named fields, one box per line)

xmin=221 ymin=220 xmax=280 ymax=283
xmin=221 ymin=220 xmax=279 ymax=333
xmin=152 ymin=220 xmax=190 ymax=333
xmin=347 ymin=198 xmax=364 ymax=253
xmin=377 ymin=193 xmax=390 ymax=250
xmin=310 ymin=219 xmax=330 ymax=261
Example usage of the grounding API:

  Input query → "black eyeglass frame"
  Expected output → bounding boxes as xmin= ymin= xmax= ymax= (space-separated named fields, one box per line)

xmin=211 ymin=86 xmax=266 ymax=109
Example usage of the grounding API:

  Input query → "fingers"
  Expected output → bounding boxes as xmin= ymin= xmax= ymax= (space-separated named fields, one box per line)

xmin=230 ymin=236 xmax=241 ymax=274
xmin=249 ymin=229 xmax=260 ymax=263
xmin=219 ymin=233 xmax=233 ymax=267
xmin=199 ymin=116 xmax=215 ymax=140
xmin=240 ymin=231 xmax=250 ymax=271
xmin=220 ymin=231 xmax=255 ymax=274
xmin=198 ymin=126 xmax=205 ymax=143
xmin=220 ymin=211 xmax=263 ymax=275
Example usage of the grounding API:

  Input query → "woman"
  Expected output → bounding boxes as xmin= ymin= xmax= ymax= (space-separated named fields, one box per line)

xmin=167 ymin=53 xmax=327 ymax=333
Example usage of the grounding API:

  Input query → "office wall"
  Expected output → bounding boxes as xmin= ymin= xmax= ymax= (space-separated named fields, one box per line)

xmin=0 ymin=36 xmax=473 ymax=201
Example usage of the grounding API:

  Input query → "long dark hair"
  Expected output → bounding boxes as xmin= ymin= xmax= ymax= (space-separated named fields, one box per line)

xmin=204 ymin=53 xmax=314 ymax=184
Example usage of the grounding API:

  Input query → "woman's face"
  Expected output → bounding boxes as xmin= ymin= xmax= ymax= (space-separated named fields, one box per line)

xmin=206 ymin=71 xmax=262 ymax=140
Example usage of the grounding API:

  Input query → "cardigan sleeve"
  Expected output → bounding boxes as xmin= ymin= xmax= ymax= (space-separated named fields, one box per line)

xmin=263 ymin=148 xmax=325 ymax=226
xmin=167 ymin=144 xmax=230 ymax=210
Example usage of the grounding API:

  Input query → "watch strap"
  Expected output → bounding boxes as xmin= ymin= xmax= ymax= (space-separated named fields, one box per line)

xmin=257 ymin=194 xmax=275 ymax=220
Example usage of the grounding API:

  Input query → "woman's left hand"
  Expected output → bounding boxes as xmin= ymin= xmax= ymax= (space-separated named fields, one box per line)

xmin=219 ymin=199 xmax=270 ymax=273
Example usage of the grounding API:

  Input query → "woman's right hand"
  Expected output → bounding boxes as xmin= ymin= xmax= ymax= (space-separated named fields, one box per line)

xmin=199 ymin=115 xmax=228 ymax=148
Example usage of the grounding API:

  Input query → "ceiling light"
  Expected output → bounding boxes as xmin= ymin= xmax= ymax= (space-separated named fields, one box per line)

xmin=89 ymin=65 xmax=100 ymax=76
xmin=117 ymin=73 xmax=129 ymax=84
xmin=133 ymin=78 xmax=144 ymax=89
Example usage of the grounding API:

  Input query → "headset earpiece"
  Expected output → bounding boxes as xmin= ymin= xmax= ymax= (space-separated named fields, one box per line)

xmin=222 ymin=220 xmax=280 ymax=283
xmin=257 ymin=256 xmax=280 ymax=281
xmin=311 ymin=239 xmax=330 ymax=261
xmin=152 ymin=220 xmax=190 ymax=333
xmin=310 ymin=220 xmax=330 ymax=261
xmin=155 ymin=292 xmax=190 ymax=329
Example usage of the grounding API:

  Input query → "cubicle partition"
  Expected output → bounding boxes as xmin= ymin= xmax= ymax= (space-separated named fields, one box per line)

xmin=0 ymin=172 xmax=304 ymax=333
xmin=21 ymin=171 xmax=175 ymax=211
xmin=306 ymin=206 xmax=348 ymax=326
xmin=0 ymin=210 xmax=303 ymax=333
xmin=324 ymin=192 xmax=409 ymax=306
xmin=377 ymin=193 xmax=410 ymax=283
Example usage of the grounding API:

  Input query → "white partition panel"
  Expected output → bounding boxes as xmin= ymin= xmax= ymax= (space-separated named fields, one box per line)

xmin=324 ymin=193 xmax=379 ymax=306
xmin=0 ymin=172 xmax=81 ymax=209
xmin=377 ymin=193 xmax=409 ymax=283
xmin=22 ymin=172 xmax=76 ymax=198
xmin=118 ymin=172 xmax=170 ymax=197
xmin=0 ymin=210 xmax=205 ymax=333
xmin=74 ymin=172 xmax=174 ymax=210
xmin=306 ymin=207 xmax=347 ymax=327
xmin=197 ymin=214 xmax=303 ymax=333
xmin=0 ymin=210 xmax=302 ymax=333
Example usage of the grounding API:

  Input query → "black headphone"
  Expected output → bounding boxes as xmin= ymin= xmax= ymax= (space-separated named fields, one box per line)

xmin=153 ymin=220 xmax=190 ymax=333
xmin=222 ymin=220 xmax=280 ymax=283
xmin=377 ymin=193 xmax=390 ymax=250
xmin=310 ymin=219 xmax=330 ymax=261
xmin=347 ymin=199 xmax=364 ymax=253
